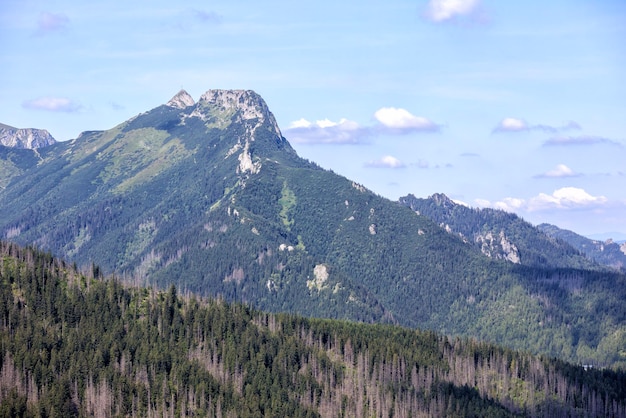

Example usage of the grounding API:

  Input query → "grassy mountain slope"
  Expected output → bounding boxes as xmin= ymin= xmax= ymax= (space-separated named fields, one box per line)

xmin=1 ymin=242 xmax=625 ymax=417
xmin=1 ymin=90 xmax=625 ymax=368
xmin=0 ymin=146 xmax=40 ymax=190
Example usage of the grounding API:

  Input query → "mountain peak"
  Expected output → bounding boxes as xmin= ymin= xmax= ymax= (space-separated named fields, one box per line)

xmin=167 ymin=89 xmax=195 ymax=109
xmin=199 ymin=89 xmax=266 ymax=119
xmin=198 ymin=89 xmax=282 ymax=138
xmin=0 ymin=125 xmax=56 ymax=149
xmin=429 ymin=193 xmax=456 ymax=208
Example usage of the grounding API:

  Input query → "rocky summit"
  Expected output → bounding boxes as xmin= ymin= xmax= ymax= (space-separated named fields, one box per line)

xmin=166 ymin=89 xmax=196 ymax=109
xmin=0 ymin=123 xmax=56 ymax=149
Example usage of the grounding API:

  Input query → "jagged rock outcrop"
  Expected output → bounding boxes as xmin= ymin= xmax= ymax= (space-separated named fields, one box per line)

xmin=0 ymin=124 xmax=56 ymax=149
xmin=475 ymin=230 xmax=520 ymax=264
xmin=430 ymin=192 xmax=457 ymax=210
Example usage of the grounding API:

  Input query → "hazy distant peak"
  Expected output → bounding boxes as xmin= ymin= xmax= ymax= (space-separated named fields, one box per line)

xmin=167 ymin=89 xmax=195 ymax=109
xmin=0 ymin=125 xmax=56 ymax=149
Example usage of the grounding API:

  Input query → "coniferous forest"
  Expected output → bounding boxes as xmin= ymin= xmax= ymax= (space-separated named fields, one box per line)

xmin=1 ymin=241 xmax=625 ymax=417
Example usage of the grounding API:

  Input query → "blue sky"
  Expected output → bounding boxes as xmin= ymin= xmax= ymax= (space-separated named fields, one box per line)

xmin=1 ymin=0 xmax=625 ymax=237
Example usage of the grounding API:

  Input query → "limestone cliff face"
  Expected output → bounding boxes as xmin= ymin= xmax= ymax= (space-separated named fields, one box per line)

xmin=475 ymin=230 xmax=521 ymax=264
xmin=0 ymin=124 xmax=56 ymax=149
xmin=197 ymin=89 xmax=282 ymax=138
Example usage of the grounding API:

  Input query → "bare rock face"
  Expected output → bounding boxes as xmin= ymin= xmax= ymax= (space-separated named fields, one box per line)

xmin=166 ymin=89 xmax=196 ymax=109
xmin=0 ymin=124 xmax=56 ymax=149
xmin=198 ymin=89 xmax=282 ymax=137
xmin=475 ymin=230 xmax=520 ymax=264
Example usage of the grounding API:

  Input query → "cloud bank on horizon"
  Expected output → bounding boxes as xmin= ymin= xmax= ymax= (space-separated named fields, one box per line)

xmin=1 ymin=0 xmax=624 ymax=235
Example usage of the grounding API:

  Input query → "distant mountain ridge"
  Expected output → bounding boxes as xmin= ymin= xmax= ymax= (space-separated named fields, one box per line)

xmin=587 ymin=232 xmax=626 ymax=243
xmin=1 ymin=89 xmax=625 ymax=368
xmin=539 ymin=223 xmax=626 ymax=272
xmin=399 ymin=193 xmax=599 ymax=270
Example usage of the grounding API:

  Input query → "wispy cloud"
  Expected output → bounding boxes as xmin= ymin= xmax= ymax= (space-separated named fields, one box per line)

xmin=37 ymin=12 xmax=69 ymax=34
xmin=424 ymin=0 xmax=483 ymax=23
xmin=416 ymin=159 xmax=430 ymax=169
xmin=109 ymin=102 xmax=125 ymax=111
xmin=284 ymin=118 xmax=369 ymax=144
xmin=493 ymin=117 xmax=581 ymax=134
xmin=365 ymin=155 xmax=406 ymax=169
xmin=535 ymin=164 xmax=580 ymax=178
xmin=543 ymin=135 xmax=621 ymax=147
xmin=373 ymin=107 xmax=440 ymax=134
xmin=192 ymin=9 xmax=223 ymax=24
xmin=22 ymin=97 xmax=82 ymax=112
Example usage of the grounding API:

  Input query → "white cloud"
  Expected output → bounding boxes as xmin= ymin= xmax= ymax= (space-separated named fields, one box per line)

xmin=425 ymin=0 xmax=480 ymax=22
xmin=192 ymin=9 xmax=222 ymax=24
xmin=494 ymin=117 xmax=528 ymax=132
xmin=288 ymin=118 xmax=312 ymax=129
xmin=373 ymin=107 xmax=439 ymax=133
xmin=537 ymin=164 xmax=579 ymax=178
xmin=365 ymin=155 xmax=406 ymax=169
xmin=477 ymin=187 xmax=608 ymax=213
xmin=22 ymin=97 xmax=81 ymax=112
xmin=452 ymin=199 xmax=469 ymax=207
xmin=316 ymin=118 xmax=341 ymax=129
xmin=285 ymin=107 xmax=439 ymax=144
xmin=37 ymin=12 xmax=69 ymax=33
xmin=528 ymin=187 xmax=607 ymax=211
xmin=474 ymin=198 xmax=491 ymax=208
xmin=284 ymin=118 xmax=369 ymax=144
xmin=493 ymin=197 xmax=525 ymax=212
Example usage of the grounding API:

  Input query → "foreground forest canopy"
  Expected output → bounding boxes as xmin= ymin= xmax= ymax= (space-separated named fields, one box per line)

xmin=1 ymin=242 xmax=625 ymax=417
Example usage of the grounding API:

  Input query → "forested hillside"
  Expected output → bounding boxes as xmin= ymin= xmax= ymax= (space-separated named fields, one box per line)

xmin=1 ymin=89 xmax=625 ymax=369
xmin=1 ymin=242 xmax=625 ymax=417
